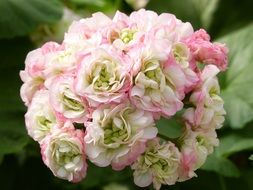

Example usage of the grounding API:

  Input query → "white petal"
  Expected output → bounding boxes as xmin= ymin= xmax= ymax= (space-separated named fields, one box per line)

xmin=56 ymin=167 xmax=67 ymax=178
xmin=134 ymin=171 xmax=153 ymax=187
xmin=85 ymin=143 xmax=103 ymax=159
xmin=142 ymin=127 xmax=158 ymax=139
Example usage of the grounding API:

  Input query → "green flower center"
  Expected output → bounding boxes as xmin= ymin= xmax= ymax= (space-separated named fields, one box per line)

xmin=63 ymin=95 xmax=84 ymax=111
xmin=92 ymin=61 xmax=120 ymax=92
xmin=142 ymin=148 xmax=178 ymax=178
xmin=172 ymin=43 xmax=189 ymax=68
xmin=59 ymin=51 xmax=71 ymax=59
xmin=136 ymin=60 xmax=164 ymax=90
xmin=143 ymin=150 xmax=170 ymax=173
xmin=53 ymin=140 xmax=81 ymax=169
xmin=196 ymin=136 xmax=205 ymax=146
xmin=62 ymin=90 xmax=84 ymax=112
xmin=103 ymin=117 xmax=129 ymax=145
xmin=153 ymin=158 xmax=169 ymax=172
xmin=37 ymin=116 xmax=53 ymax=131
xmin=209 ymin=87 xmax=219 ymax=97
xmin=94 ymin=65 xmax=111 ymax=88
xmin=145 ymin=67 xmax=162 ymax=84
xmin=120 ymin=29 xmax=136 ymax=44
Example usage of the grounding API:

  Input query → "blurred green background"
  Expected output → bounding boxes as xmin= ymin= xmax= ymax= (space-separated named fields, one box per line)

xmin=0 ymin=0 xmax=253 ymax=189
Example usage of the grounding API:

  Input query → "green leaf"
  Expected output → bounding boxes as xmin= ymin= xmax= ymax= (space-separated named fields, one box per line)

xmin=156 ymin=117 xmax=184 ymax=139
xmin=201 ymin=133 xmax=253 ymax=177
xmin=191 ymin=0 xmax=219 ymax=29
xmin=0 ymin=38 xmax=33 ymax=111
xmin=0 ymin=155 xmax=4 ymax=165
xmin=67 ymin=0 xmax=107 ymax=7
xmin=64 ymin=162 xmax=130 ymax=189
xmin=0 ymin=0 xmax=63 ymax=39
xmin=103 ymin=183 xmax=129 ymax=190
xmin=0 ymin=113 xmax=28 ymax=155
xmin=215 ymin=135 xmax=253 ymax=157
xmin=54 ymin=162 xmax=132 ymax=189
xmin=219 ymin=24 xmax=253 ymax=128
xmin=0 ymin=66 xmax=24 ymax=112
xmin=83 ymin=163 xmax=130 ymax=188
xmin=201 ymin=153 xmax=240 ymax=177
xmin=147 ymin=0 xmax=202 ymax=29
xmin=208 ymin=0 xmax=253 ymax=38
xmin=64 ymin=0 xmax=117 ymax=14
xmin=0 ymin=38 xmax=33 ymax=156
xmin=250 ymin=155 xmax=253 ymax=161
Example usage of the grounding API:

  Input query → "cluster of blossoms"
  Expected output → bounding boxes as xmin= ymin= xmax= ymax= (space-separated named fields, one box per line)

xmin=20 ymin=9 xmax=228 ymax=189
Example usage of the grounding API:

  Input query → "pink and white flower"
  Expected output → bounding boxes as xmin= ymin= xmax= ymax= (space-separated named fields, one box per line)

xmin=44 ymin=47 xmax=77 ymax=81
xmin=178 ymin=125 xmax=219 ymax=181
xmin=25 ymin=89 xmax=57 ymax=142
xmin=49 ymin=75 xmax=89 ymax=123
xmin=41 ymin=121 xmax=87 ymax=182
xmin=75 ymin=48 xmax=132 ymax=107
xmin=65 ymin=12 xmax=112 ymax=43
xmin=20 ymin=71 xmax=44 ymax=106
xmin=132 ymin=139 xmax=181 ymax=190
xmin=20 ymin=9 xmax=229 ymax=188
xmin=184 ymin=29 xmax=228 ymax=71
xmin=63 ymin=12 xmax=112 ymax=51
xmin=20 ymin=42 xmax=61 ymax=106
xmin=84 ymin=101 xmax=157 ymax=170
xmin=183 ymin=65 xmax=226 ymax=129
xmin=130 ymin=43 xmax=183 ymax=118
xmin=164 ymin=42 xmax=199 ymax=97
xmin=109 ymin=10 xmax=157 ymax=51
xmin=25 ymin=42 xmax=61 ymax=78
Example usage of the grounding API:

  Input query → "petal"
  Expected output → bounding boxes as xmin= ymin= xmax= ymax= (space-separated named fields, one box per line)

xmin=134 ymin=171 xmax=153 ymax=187
xmin=142 ymin=127 xmax=158 ymax=139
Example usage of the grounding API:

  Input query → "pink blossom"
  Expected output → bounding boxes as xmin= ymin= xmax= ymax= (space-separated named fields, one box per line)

xmin=178 ymin=125 xmax=219 ymax=181
xmin=25 ymin=42 xmax=61 ymax=78
xmin=132 ymin=139 xmax=181 ymax=189
xmin=25 ymin=89 xmax=57 ymax=142
xmin=163 ymin=57 xmax=199 ymax=99
xmin=20 ymin=42 xmax=61 ymax=106
xmin=84 ymin=101 xmax=157 ymax=169
xmin=20 ymin=71 xmax=44 ymax=106
xmin=75 ymin=47 xmax=132 ymax=107
xmin=49 ymin=74 xmax=89 ymax=123
xmin=129 ymin=42 xmax=183 ymax=117
xmin=178 ymin=146 xmax=198 ymax=182
xmin=184 ymin=65 xmax=226 ymax=129
xmin=41 ymin=121 xmax=87 ymax=182
xmin=111 ymin=141 xmax=146 ymax=171
xmin=19 ymin=9 xmax=228 ymax=188
xmin=184 ymin=29 xmax=228 ymax=71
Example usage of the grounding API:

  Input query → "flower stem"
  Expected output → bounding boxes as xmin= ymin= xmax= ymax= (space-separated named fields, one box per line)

xmin=218 ymin=174 xmax=227 ymax=190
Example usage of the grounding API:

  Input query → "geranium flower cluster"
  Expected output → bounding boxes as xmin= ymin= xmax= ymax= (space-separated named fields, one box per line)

xmin=20 ymin=9 xmax=228 ymax=189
